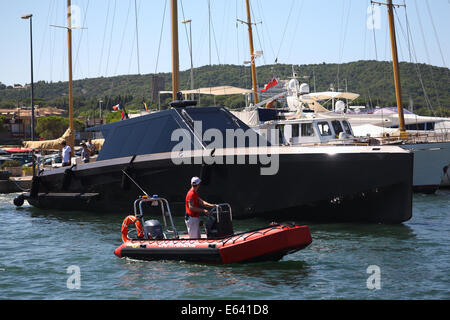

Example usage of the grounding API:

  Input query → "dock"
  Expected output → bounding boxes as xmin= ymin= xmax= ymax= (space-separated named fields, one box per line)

xmin=0 ymin=176 xmax=32 ymax=194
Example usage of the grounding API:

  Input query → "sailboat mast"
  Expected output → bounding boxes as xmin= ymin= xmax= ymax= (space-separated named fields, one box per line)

xmin=171 ymin=0 xmax=180 ymax=100
xmin=244 ymin=0 xmax=259 ymax=104
xmin=67 ymin=0 xmax=74 ymax=152
xmin=386 ymin=0 xmax=406 ymax=133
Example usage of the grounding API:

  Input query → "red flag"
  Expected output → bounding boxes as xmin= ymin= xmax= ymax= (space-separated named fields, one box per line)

xmin=261 ymin=78 xmax=278 ymax=93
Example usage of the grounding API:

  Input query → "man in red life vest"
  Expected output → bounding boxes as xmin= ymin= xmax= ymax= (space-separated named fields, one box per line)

xmin=185 ymin=177 xmax=216 ymax=239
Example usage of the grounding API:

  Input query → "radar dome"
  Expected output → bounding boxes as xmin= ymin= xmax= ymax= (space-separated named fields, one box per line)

xmin=288 ymin=79 xmax=300 ymax=91
xmin=335 ymin=100 xmax=346 ymax=113
xmin=299 ymin=83 xmax=310 ymax=95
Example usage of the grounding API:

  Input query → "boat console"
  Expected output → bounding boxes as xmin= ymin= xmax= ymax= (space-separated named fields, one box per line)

xmin=130 ymin=195 xmax=234 ymax=240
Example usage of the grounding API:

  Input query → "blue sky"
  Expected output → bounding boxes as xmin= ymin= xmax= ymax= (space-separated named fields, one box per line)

xmin=0 ymin=0 xmax=449 ymax=86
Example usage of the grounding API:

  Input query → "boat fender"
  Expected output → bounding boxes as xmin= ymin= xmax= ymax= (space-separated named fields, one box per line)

xmin=121 ymin=215 xmax=144 ymax=243
xmin=13 ymin=194 xmax=25 ymax=207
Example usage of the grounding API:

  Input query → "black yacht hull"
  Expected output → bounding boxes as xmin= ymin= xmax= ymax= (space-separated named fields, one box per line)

xmin=21 ymin=146 xmax=413 ymax=223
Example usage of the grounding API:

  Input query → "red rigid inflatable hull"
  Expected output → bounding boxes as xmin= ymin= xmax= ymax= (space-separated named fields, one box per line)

xmin=115 ymin=224 xmax=312 ymax=264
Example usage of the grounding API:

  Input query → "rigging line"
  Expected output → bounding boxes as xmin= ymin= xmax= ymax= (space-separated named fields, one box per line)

xmin=403 ymin=18 xmax=435 ymax=114
xmin=127 ymin=31 xmax=136 ymax=75
xmin=180 ymin=0 xmax=191 ymax=57
xmin=411 ymin=0 xmax=440 ymax=113
xmin=98 ymin=0 xmax=112 ymax=76
xmin=393 ymin=7 xmax=406 ymax=62
xmin=253 ymin=1 xmax=268 ymax=65
xmin=255 ymin=0 xmax=276 ymax=63
xmin=155 ymin=0 xmax=168 ymax=74
xmin=337 ymin=0 xmax=347 ymax=64
xmin=86 ymin=9 xmax=90 ymax=77
xmin=413 ymin=0 xmax=431 ymax=64
xmin=250 ymin=4 xmax=266 ymax=65
xmin=371 ymin=1 xmax=379 ymax=61
xmin=235 ymin=0 xmax=241 ymax=65
xmin=425 ymin=0 xmax=447 ymax=68
xmin=363 ymin=1 xmax=368 ymax=60
xmin=74 ymin=0 xmax=91 ymax=79
xmin=121 ymin=0 xmax=143 ymax=105
xmin=235 ymin=0 xmax=240 ymax=65
xmin=134 ymin=0 xmax=141 ymax=74
xmin=129 ymin=0 xmax=143 ymax=77
xmin=208 ymin=0 xmax=211 ymax=66
xmin=403 ymin=6 xmax=443 ymax=115
xmin=219 ymin=0 xmax=231 ymax=65
xmin=383 ymin=13 xmax=390 ymax=61
xmin=209 ymin=3 xmax=221 ymax=65
xmin=403 ymin=0 xmax=412 ymax=63
xmin=287 ymin=0 xmax=305 ymax=63
xmin=180 ymin=0 xmax=192 ymax=89
xmin=337 ymin=0 xmax=352 ymax=90
xmin=49 ymin=0 xmax=59 ymax=82
xmin=60 ymin=17 xmax=66 ymax=83
xmin=36 ymin=0 xmax=55 ymax=78
xmin=104 ymin=0 xmax=118 ymax=77
xmin=275 ymin=0 xmax=296 ymax=63
xmin=114 ymin=0 xmax=133 ymax=76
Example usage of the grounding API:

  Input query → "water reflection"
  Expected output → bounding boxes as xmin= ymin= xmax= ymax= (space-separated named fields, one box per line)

xmin=308 ymin=222 xmax=416 ymax=241
xmin=114 ymin=254 xmax=311 ymax=299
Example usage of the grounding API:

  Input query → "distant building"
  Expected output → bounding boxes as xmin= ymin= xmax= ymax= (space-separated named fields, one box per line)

xmin=0 ymin=107 xmax=67 ymax=143
xmin=12 ymin=84 xmax=30 ymax=90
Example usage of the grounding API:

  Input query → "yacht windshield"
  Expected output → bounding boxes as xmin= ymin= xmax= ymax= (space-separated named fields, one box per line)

xmin=342 ymin=121 xmax=352 ymax=135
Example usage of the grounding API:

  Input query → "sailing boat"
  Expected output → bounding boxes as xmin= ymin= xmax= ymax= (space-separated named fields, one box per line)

xmin=14 ymin=0 xmax=414 ymax=223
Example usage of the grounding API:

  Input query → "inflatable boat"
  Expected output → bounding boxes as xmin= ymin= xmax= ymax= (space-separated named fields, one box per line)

xmin=114 ymin=196 xmax=312 ymax=264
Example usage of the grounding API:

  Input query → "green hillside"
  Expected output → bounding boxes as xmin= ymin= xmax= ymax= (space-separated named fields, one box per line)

xmin=0 ymin=60 xmax=449 ymax=118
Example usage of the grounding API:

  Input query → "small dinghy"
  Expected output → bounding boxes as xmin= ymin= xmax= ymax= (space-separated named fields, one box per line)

xmin=114 ymin=196 xmax=312 ymax=264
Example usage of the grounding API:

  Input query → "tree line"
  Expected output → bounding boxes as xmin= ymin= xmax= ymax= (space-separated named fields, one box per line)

xmin=0 ymin=60 xmax=449 ymax=118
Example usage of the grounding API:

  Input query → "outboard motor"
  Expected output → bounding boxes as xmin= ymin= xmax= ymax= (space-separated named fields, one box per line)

xmin=144 ymin=220 xmax=164 ymax=240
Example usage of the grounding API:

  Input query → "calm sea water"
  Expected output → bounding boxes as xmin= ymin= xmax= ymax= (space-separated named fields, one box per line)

xmin=0 ymin=191 xmax=448 ymax=300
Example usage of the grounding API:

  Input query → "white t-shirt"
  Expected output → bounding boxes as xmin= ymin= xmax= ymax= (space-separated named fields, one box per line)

xmin=62 ymin=146 xmax=72 ymax=163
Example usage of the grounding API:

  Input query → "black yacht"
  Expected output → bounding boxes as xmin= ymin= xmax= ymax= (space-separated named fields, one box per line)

xmin=15 ymin=102 xmax=413 ymax=223
xmin=14 ymin=0 xmax=413 ymax=223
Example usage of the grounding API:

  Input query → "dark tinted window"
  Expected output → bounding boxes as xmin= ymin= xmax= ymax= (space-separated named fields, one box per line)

xmin=292 ymin=124 xmax=300 ymax=138
xmin=301 ymin=123 xmax=315 ymax=137
xmin=332 ymin=120 xmax=344 ymax=136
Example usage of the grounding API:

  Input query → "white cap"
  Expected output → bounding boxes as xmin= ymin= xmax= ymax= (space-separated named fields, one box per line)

xmin=191 ymin=177 xmax=201 ymax=186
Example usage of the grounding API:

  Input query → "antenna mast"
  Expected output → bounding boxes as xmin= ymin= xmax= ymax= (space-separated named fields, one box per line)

xmin=171 ymin=0 xmax=180 ymax=100
xmin=244 ymin=0 xmax=259 ymax=104
xmin=373 ymin=0 xmax=407 ymax=135
xmin=67 ymin=0 xmax=75 ymax=153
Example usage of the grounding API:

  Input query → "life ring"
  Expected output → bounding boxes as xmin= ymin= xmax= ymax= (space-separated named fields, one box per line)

xmin=121 ymin=215 xmax=144 ymax=242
